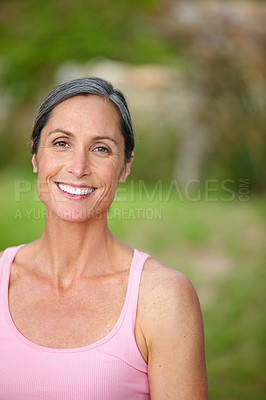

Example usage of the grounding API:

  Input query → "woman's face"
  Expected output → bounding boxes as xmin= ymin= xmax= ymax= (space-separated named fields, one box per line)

xmin=32 ymin=95 xmax=133 ymax=222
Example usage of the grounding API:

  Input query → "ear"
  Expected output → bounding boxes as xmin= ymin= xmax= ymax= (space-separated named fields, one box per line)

xmin=32 ymin=153 xmax=38 ymax=173
xmin=119 ymin=152 xmax=134 ymax=183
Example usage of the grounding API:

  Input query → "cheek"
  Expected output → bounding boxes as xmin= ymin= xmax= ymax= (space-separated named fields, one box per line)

xmin=35 ymin=155 xmax=62 ymax=201
xmin=93 ymin=158 xmax=123 ymax=181
xmin=37 ymin=152 xmax=62 ymax=179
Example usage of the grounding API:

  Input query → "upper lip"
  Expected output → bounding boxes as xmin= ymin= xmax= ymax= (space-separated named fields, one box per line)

xmin=56 ymin=182 xmax=96 ymax=189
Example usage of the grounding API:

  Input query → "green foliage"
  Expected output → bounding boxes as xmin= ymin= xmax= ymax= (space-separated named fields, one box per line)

xmin=200 ymin=63 xmax=266 ymax=191
xmin=132 ymin=128 xmax=178 ymax=182
xmin=0 ymin=0 xmax=175 ymax=99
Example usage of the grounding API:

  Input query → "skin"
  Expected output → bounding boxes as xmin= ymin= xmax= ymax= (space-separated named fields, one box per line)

xmin=0 ymin=95 xmax=208 ymax=399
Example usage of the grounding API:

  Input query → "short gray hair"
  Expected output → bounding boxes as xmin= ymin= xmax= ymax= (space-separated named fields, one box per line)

xmin=31 ymin=77 xmax=135 ymax=162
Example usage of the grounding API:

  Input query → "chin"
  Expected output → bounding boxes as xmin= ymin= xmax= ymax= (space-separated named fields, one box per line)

xmin=54 ymin=208 xmax=104 ymax=223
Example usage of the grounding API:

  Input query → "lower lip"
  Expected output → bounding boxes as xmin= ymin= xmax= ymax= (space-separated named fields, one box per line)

xmin=56 ymin=183 xmax=96 ymax=200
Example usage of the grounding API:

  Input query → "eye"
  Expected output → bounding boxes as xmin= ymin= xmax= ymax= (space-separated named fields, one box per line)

xmin=54 ymin=140 xmax=69 ymax=148
xmin=94 ymin=146 xmax=110 ymax=154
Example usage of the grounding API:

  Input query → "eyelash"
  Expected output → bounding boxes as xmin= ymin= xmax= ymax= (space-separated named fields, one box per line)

xmin=54 ymin=140 xmax=69 ymax=148
xmin=53 ymin=141 xmax=110 ymax=154
xmin=94 ymin=146 xmax=110 ymax=153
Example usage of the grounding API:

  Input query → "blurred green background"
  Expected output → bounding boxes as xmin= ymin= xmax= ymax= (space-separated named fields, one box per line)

xmin=0 ymin=0 xmax=265 ymax=399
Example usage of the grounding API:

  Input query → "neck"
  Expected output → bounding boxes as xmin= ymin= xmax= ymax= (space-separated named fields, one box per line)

xmin=34 ymin=209 xmax=118 ymax=289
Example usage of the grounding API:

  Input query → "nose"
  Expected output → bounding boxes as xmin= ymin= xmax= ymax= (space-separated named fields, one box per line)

xmin=67 ymin=148 xmax=91 ymax=178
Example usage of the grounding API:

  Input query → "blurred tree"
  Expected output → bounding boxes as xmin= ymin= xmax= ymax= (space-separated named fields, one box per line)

xmin=0 ymin=0 xmax=174 ymax=99
xmin=160 ymin=0 xmax=266 ymax=190
xmin=0 ymin=0 xmax=178 ymax=171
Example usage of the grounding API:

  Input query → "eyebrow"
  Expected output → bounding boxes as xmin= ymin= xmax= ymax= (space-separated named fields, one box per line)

xmin=47 ymin=129 xmax=74 ymax=138
xmin=47 ymin=129 xmax=119 ymax=145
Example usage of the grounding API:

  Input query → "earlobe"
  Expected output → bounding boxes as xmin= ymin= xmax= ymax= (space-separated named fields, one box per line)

xmin=119 ymin=152 xmax=134 ymax=183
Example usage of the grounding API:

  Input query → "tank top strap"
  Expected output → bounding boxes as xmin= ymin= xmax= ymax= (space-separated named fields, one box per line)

xmin=0 ymin=246 xmax=23 ymax=285
xmin=125 ymin=249 xmax=150 ymax=329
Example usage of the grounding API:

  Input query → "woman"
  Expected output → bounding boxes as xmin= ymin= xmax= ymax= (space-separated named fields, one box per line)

xmin=0 ymin=77 xmax=208 ymax=399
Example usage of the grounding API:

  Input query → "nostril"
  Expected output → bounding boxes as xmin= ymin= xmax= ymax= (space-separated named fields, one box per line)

xmin=67 ymin=153 xmax=90 ymax=177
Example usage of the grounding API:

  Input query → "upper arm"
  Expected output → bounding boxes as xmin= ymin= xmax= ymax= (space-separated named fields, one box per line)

xmin=143 ymin=264 xmax=208 ymax=400
xmin=0 ymin=251 xmax=4 ymax=261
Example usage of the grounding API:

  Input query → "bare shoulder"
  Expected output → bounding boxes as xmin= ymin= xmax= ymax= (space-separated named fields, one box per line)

xmin=140 ymin=256 xmax=200 ymax=313
xmin=0 ymin=242 xmax=36 ymax=266
xmin=139 ymin=257 xmax=208 ymax=399
xmin=138 ymin=256 xmax=204 ymax=350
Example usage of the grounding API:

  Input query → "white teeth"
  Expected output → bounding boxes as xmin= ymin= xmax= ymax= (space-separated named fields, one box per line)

xmin=58 ymin=183 xmax=94 ymax=196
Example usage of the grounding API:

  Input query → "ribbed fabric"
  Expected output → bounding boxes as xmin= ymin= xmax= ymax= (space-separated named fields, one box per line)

xmin=0 ymin=246 xmax=150 ymax=400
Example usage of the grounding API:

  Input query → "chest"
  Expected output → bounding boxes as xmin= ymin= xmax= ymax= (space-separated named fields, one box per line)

xmin=8 ymin=272 xmax=128 ymax=349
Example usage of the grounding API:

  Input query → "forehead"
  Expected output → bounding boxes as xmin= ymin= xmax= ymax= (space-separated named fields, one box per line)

xmin=48 ymin=95 xmax=121 ymax=131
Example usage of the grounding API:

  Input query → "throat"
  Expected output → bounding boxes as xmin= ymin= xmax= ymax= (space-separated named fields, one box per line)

xmin=33 ymin=226 xmax=118 ymax=288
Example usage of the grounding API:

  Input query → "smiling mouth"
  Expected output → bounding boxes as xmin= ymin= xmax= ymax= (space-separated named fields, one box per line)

xmin=56 ymin=183 xmax=96 ymax=196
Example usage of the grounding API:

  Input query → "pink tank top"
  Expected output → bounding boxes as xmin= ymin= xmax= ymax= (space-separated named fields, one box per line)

xmin=0 ymin=245 xmax=150 ymax=400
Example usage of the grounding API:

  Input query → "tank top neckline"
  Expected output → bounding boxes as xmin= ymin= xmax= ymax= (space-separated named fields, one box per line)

xmin=3 ymin=245 xmax=141 ymax=354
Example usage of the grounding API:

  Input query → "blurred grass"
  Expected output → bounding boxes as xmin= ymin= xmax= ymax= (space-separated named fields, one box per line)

xmin=0 ymin=170 xmax=265 ymax=399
